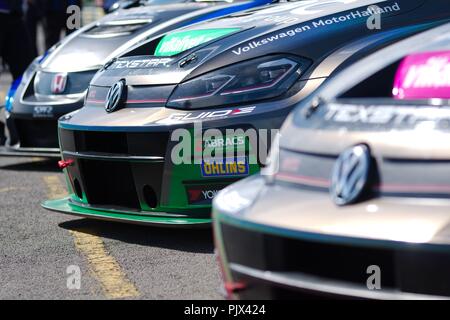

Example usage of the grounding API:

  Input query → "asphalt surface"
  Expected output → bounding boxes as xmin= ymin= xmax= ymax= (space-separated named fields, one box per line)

xmin=0 ymin=14 xmax=222 ymax=298
xmin=0 ymin=157 xmax=222 ymax=300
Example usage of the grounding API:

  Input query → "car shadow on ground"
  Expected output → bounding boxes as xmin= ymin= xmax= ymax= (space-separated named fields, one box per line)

xmin=0 ymin=158 xmax=60 ymax=172
xmin=59 ymin=218 xmax=215 ymax=254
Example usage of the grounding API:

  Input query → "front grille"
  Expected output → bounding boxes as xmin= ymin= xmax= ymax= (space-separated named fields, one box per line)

xmin=61 ymin=129 xmax=168 ymax=212
xmin=282 ymin=239 xmax=395 ymax=287
xmin=75 ymin=131 xmax=129 ymax=154
xmin=221 ymin=224 xmax=395 ymax=289
xmin=35 ymin=71 xmax=95 ymax=95
xmin=221 ymin=223 xmax=450 ymax=298
xmin=79 ymin=159 xmax=141 ymax=211
xmin=67 ymin=130 xmax=169 ymax=157
xmin=15 ymin=119 xmax=58 ymax=148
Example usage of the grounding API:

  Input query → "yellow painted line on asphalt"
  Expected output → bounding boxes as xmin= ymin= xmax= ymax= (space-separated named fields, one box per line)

xmin=0 ymin=89 xmax=6 ymax=102
xmin=43 ymin=175 xmax=140 ymax=299
xmin=70 ymin=230 xmax=140 ymax=299
xmin=43 ymin=176 xmax=68 ymax=200
xmin=0 ymin=187 xmax=24 ymax=193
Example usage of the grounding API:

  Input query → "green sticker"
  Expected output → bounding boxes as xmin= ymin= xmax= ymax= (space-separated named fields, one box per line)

xmin=154 ymin=28 xmax=240 ymax=57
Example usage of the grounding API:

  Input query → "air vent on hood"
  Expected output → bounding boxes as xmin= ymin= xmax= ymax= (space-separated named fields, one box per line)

xmin=83 ymin=23 xmax=147 ymax=38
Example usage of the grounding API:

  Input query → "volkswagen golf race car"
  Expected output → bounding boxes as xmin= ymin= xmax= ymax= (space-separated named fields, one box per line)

xmin=43 ymin=0 xmax=450 ymax=226
xmin=2 ymin=0 xmax=274 ymax=157
xmin=213 ymin=22 xmax=450 ymax=299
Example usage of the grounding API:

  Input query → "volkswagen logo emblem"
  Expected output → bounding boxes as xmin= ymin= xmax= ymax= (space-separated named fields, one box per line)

xmin=331 ymin=145 xmax=371 ymax=206
xmin=105 ymin=80 xmax=126 ymax=113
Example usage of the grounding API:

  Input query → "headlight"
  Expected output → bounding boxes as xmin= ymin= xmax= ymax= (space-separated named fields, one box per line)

xmin=4 ymin=78 xmax=21 ymax=113
xmin=167 ymin=55 xmax=310 ymax=109
xmin=21 ymin=56 xmax=41 ymax=85
xmin=4 ymin=56 xmax=43 ymax=112
xmin=213 ymin=175 xmax=266 ymax=215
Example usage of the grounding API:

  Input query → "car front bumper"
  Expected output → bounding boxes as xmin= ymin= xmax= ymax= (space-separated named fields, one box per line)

xmin=45 ymin=76 xmax=325 ymax=225
xmin=213 ymin=176 xmax=450 ymax=300
xmin=4 ymin=93 xmax=84 ymax=157
xmin=42 ymin=197 xmax=212 ymax=227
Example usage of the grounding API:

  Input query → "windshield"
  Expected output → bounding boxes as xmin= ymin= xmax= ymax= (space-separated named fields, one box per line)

xmin=141 ymin=0 xmax=187 ymax=5
xmin=141 ymin=0 xmax=248 ymax=5
xmin=141 ymin=0 xmax=302 ymax=6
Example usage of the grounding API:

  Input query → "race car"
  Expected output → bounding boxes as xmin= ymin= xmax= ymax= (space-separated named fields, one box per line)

xmin=213 ymin=22 xmax=450 ymax=299
xmin=2 ymin=0 xmax=274 ymax=157
xmin=42 ymin=0 xmax=450 ymax=226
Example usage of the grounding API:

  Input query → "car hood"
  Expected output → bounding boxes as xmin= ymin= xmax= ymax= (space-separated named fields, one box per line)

xmin=91 ymin=0 xmax=431 ymax=87
xmin=40 ymin=3 xmax=213 ymax=72
xmin=219 ymin=176 xmax=450 ymax=245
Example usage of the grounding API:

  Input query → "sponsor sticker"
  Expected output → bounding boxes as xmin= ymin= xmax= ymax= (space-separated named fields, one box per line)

xmin=393 ymin=51 xmax=450 ymax=100
xmin=197 ymin=135 xmax=249 ymax=156
xmin=201 ymin=156 xmax=249 ymax=177
xmin=202 ymin=136 xmax=246 ymax=150
xmin=111 ymin=58 xmax=172 ymax=69
xmin=161 ymin=106 xmax=256 ymax=123
xmin=232 ymin=1 xmax=401 ymax=56
xmin=186 ymin=184 xmax=227 ymax=205
xmin=324 ymin=103 xmax=450 ymax=131
xmin=33 ymin=106 xmax=53 ymax=118
xmin=155 ymin=28 xmax=240 ymax=57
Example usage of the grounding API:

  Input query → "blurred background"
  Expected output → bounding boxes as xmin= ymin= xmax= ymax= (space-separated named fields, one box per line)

xmin=0 ymin=0 xmax=105 ymax=104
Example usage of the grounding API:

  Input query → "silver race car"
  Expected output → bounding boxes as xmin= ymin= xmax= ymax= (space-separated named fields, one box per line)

xmin=214 ymin=22 xmax=450 ymax=299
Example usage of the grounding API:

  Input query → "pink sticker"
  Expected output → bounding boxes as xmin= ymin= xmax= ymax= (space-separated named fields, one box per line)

xmin=393 ymin=50 xmax=450 ymax=100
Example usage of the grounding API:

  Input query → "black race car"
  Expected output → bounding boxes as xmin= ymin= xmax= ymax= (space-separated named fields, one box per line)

xmin=43 ymin=0 xmax=450 ymax=226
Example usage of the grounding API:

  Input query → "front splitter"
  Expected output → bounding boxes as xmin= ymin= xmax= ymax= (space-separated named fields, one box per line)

xmin=42 ymin=198 xmax=212 ymax=228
